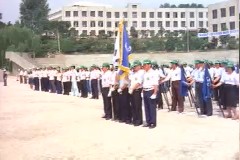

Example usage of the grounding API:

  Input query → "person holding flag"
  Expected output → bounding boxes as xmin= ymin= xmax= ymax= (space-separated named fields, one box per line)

xmin=189 ymin=60 xmax=213 ymax=116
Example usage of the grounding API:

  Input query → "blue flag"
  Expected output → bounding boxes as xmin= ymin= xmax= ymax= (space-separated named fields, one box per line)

xmin=180 ymin=67 xmax=188 ymax=97
xmin=202 ymin=65 xmax=212 ymax=102
xmin=118 ymin=21 xmax=132 ymax=78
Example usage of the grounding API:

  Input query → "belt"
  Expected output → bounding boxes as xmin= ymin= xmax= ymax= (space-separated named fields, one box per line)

xmin=143 ymin=88 xmax=153 ymax=91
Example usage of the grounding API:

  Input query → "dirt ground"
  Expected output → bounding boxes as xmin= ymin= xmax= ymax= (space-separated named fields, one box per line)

xmin=0 ymin=77 xmax=239 ymax=160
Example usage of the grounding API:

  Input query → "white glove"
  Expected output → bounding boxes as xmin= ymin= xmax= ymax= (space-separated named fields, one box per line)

xmin=141 ymin=93 xmax=143 ymax=98
xmin=117 ymin=88 xmax=122 ymax=94
xmin=128 ymin=89 xmax=133 ymax=94
xmin=110 ymin=87 xmax=115 ymax=92
xmin=150 ymin=94 xmax=157 ymax=99
xmin=107 ymin=91 xmax=111 ymax=97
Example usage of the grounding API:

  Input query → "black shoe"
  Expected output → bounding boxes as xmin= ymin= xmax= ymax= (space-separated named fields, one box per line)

xmin=125 ymin=120 xmax=131 ymax=124
xmin=149 ymin=124 xmax=156 ymax=129
xmin=105 ymin=117 xmax=111 ymax=120
xmin=142 ymin=124 xmax=150 ymax=127
xmin=101 ymin=115 xmax=107 ymax=118
xmin=134 ymin=123 xmax=142 ymax=127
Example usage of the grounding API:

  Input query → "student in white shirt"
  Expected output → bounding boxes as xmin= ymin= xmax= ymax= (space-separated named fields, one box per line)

xmin=70 ymin=65 xmax=79 ymax=97
xmin=213 ymin=62 xmax=239 ymax=119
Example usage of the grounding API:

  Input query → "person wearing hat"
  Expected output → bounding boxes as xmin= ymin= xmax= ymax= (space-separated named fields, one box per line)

xmin=161 ymin=60 xmax=184 ymax=113
xmin=55 ymin=67 xmax=63 ymax=94
xmin=213 ymin=62 xmax=239 ymax=119
xmin=90 ymin=64 xmax=100 ymax=99
xmin=49 ymin=66 xmax=57 ymax=93
xmin=27 ymin=68 xmax=34 ymax=90
xmin=189 ymin=60 xmax=213 ymax=116
xmin=85 ymin=67 xmax=91 ymax=95
xmin=62 ymin=67 xmax=70 ymax=95
xmin=70 ymin=65 xmax=79 ymax=96
xmin=19 ymin=69 xmax=24 ymax=84
xmin=32 ymin=68 xmax=40 ymax=91
xmin=212 ymin=60 xmax=224 ymax=102
xmin=142 ymin=59 xmax=158 ymax=128
xmin=79 ymin=66 xmax=88 ymax=98
xmin=101 ymin=63 xmax=113 ymax=120
xmin=128 ymin=60 xmax=144 ymax=126
xmin=3 ymin=69 xmax=7 ymax=86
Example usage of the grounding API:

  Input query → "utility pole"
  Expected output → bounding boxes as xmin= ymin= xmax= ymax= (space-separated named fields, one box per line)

xmin=187 ymin=28 xmax=189 ymax=52
xmin=57 ymin=29 xmax=61 ymax=53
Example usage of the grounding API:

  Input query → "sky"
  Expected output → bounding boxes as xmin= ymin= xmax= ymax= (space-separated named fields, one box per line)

xmin=0 ymin=0 xmax=231 ymax=23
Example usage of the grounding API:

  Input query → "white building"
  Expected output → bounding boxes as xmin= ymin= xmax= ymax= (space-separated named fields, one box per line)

xmin=208 ymin=0 xmax=239 ymax=38
xmin=48 ymin=2 xmax=208 ymax=37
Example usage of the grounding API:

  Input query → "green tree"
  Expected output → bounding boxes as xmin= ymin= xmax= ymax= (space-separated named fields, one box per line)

xmin=227 ymin=37 xmax=238 ymax=49
xmin=20 ymin=0 xmax=50 ymax=33
xmin=165 ymin=37 xmax=176 ymax=52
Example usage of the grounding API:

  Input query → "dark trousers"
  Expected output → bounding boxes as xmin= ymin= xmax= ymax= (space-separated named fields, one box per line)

xmin=20 ymin=75 xmax=23 ymax=84
xmin=102 ymin=87 xmax=112 ymax=118
xmin=91 ymin=79 xmax=99 ymax=99
xmin=43 ymin=77 xmax=49 ymax=92
xmin=63 ymin=82 xmax=68 ymax=95
xmin=119 ymin=88 xmax=131 ymax=122
xmin=80 ymin=80 xmax=88 ymax=97
xmin=171 ymin=81 xmax=184 ymax=112
xmin=143 ymin=90 xmax=157 ymax=125
xmin=131 ymin=88 xmax=143 ymax=125
xmin=195 ymin=82 xmax=213 ymax=116
xmin=33 ymin=77 xmax=39 ymax=91
xmin=50 ymin=80 xmax=56 ymax=93
xmin=3 ymin=77 xmax=7 ymax=86
xmin=112 ymin=90 xmax=120 ymax=120
xmin=56 ymin=80 xmax=62 ymax=94
xmin=23 ymin=76 xmax=27 ymax=84
xmin=77 ymin=81 xmax=81 ymax=94
xmin=40 ymin=78 xmax=44 ymax=91
xmin=156 ymin=84 xmax=164 ymax=109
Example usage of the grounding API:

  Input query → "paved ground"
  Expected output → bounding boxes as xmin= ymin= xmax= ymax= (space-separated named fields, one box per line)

xmin=0 ymin=77 xmax=239 ymax=160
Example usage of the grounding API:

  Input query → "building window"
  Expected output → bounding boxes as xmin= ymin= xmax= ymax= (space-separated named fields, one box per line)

xmin=181 ymin=21 xmax=186 ymax=27
xmin=158 ymin=21 xmax=162 ymax=27
xmin=173 ymin=21 xmax=178 ymax=27
xmin=199 ymin=21 xmax=203 ymax=28
xmin=123 ymin=12 xmax=128 ymax=18
xmin=230 ymin=22 xmax=235 ymax=30
xmin=90 ymin=30 xmax=96 ymax=36
xmin=142 ymin=12 xmax=146 ymax=18
xmin=190 ymin=12 xmax=194 ymax=18
xmin=199 ymin=12 xmax=203 ymax=18
xmin=166 ymin=21 xmax=170 ymax=27
xmin=142 ymin=21 xmax=146 ymax=27
xmin=181 ymin=12 xmax=185 ymax=18
xmin=73 ymin=11 xmax=78 ymax=17
xmin=115 ymin=21 xmax=119 ymax=27
xmin=221 ymin=23 xmax=226 ymax=31
xmin=149 ymin=12 xmax=154 ymax=18
xmin=212 ymin=24 xmax=218 ymax=32
xmin=133 ymin=21 xmax=137 ymax=28
xmin=173 ymin=12 xmax=178 ymax=18
xmin=150 ymin=21 xmax=155 ymax=27
xmin=82 ymin=11 xmax=87 ymax=17
xmin=221 ymin=8 xmax=226 ymax=17
xmin=107 ymin=22 xmax=111 ymax=27
xmin=132 ymin=12 xmax=137 ymax=18
xmin=82 ymin=21 xmax=87 ymax=27
xmin=98 ymin=21 xmax=104 ymax=27
xmin=82 ymin=30 xmax=87 ymax=35
xmin=157 ymin=12 xmax=162 ymax=18
xmin=98 ymin=11 xmax=103 ymax=17
xmin=190 ymin=21 xmax=195 ymax=27
xmin=206 ymin=21 xmax=208 ymax=27
xmin=90 ymin=11 xmax=95 ymax=17
xmin=90 ymin=21 xmax=96 ymax=27
xmin=132 ymin=5 xmax=137 ymax=8
xmin=115 ymin=12 xmax=120 ymax=18
xmin=165 ymin=12 xmax=170 ymax=18
xmin=73 ymin=21 xmax=78 ymax=27
xmin=106 ymin=12 xmax=111 ymax=18
xmin=212 ymin=10 xmax=217 ymax=19
xmin=206 ymin=12 xmax=208 ymax=18
xmin=65 ymin=11 xmax=70 ymax=17
xmin=229 ymin=6 xmax=235 ymax=16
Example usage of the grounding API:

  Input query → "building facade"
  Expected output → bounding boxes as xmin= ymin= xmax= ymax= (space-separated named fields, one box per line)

xmin=208 ymin=0 xmax=239 ymax=38
xmin=48 ymin=2 xmax=208 ymax=37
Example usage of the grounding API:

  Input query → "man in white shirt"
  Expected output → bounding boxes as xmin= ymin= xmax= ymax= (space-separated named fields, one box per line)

xmin=49 ymin=67 xmax=57 ymax=93
xmin=161 ymin=60 xmax=184 ymax=113
xmin=142 ymin=59 xmax=158 ymax=129
xmin=129 ymin=60 xmax=144 ymax=126
xmin=101 ymin=63 xmax=113 ymax=120
xmin=80 ymin=66 xmax=88 ymax=98
xmin=70 ymin=65 xmax=79 ymax=96
xmin=19 ymin=69 xmax=24 ymax=84
xmin=90 ymin=65 xmax=100 ymax=99
xmin=23 ymin=69 xmax=28 ymax=84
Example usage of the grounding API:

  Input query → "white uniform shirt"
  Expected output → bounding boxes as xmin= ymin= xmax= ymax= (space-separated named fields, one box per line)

xmin=42 ymin=70 xmax=48 ymax=78
xmin=80 ymin=71 xmax=87 ymax=80
xmin=85 ymin=71 xmax=90 ymax=80
xmin=70 ymin=69 xmax=78 ymax=82
xmin=19 ymin=70 xmax=24 ymax=76
xmin=49 ymin=70 xmax=57 ymax=80
xmin=32 ymin=71 xmax=38 ymax=78
xmin=165 ymin=67 xmax=181 ymax=81
xmin=23 ymin=71 xmax=28 ymax=76
xmin=62 ymin=71 xmax=70 ymax=82
xmin=90 ymin=70 xmax=100 ymax=80
xmin=101 ymin=70 xmax=112 ymax=88
xmin=220 ymin=72 xmax=239 ymax=85
xmin=110 ymin=71 xmax=119 ymax=85
xmin=56 ymin=72 xmax=62 ymax=81
xmin=214 ymin=67 xmax=224 ymax=78
xmin=143 ymin=68 xmax=159 ymax=90
xmin=129 ymin=69 xmax=144 ymax=89
xmin=209 ymin=67 xmax=215 ymax=80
